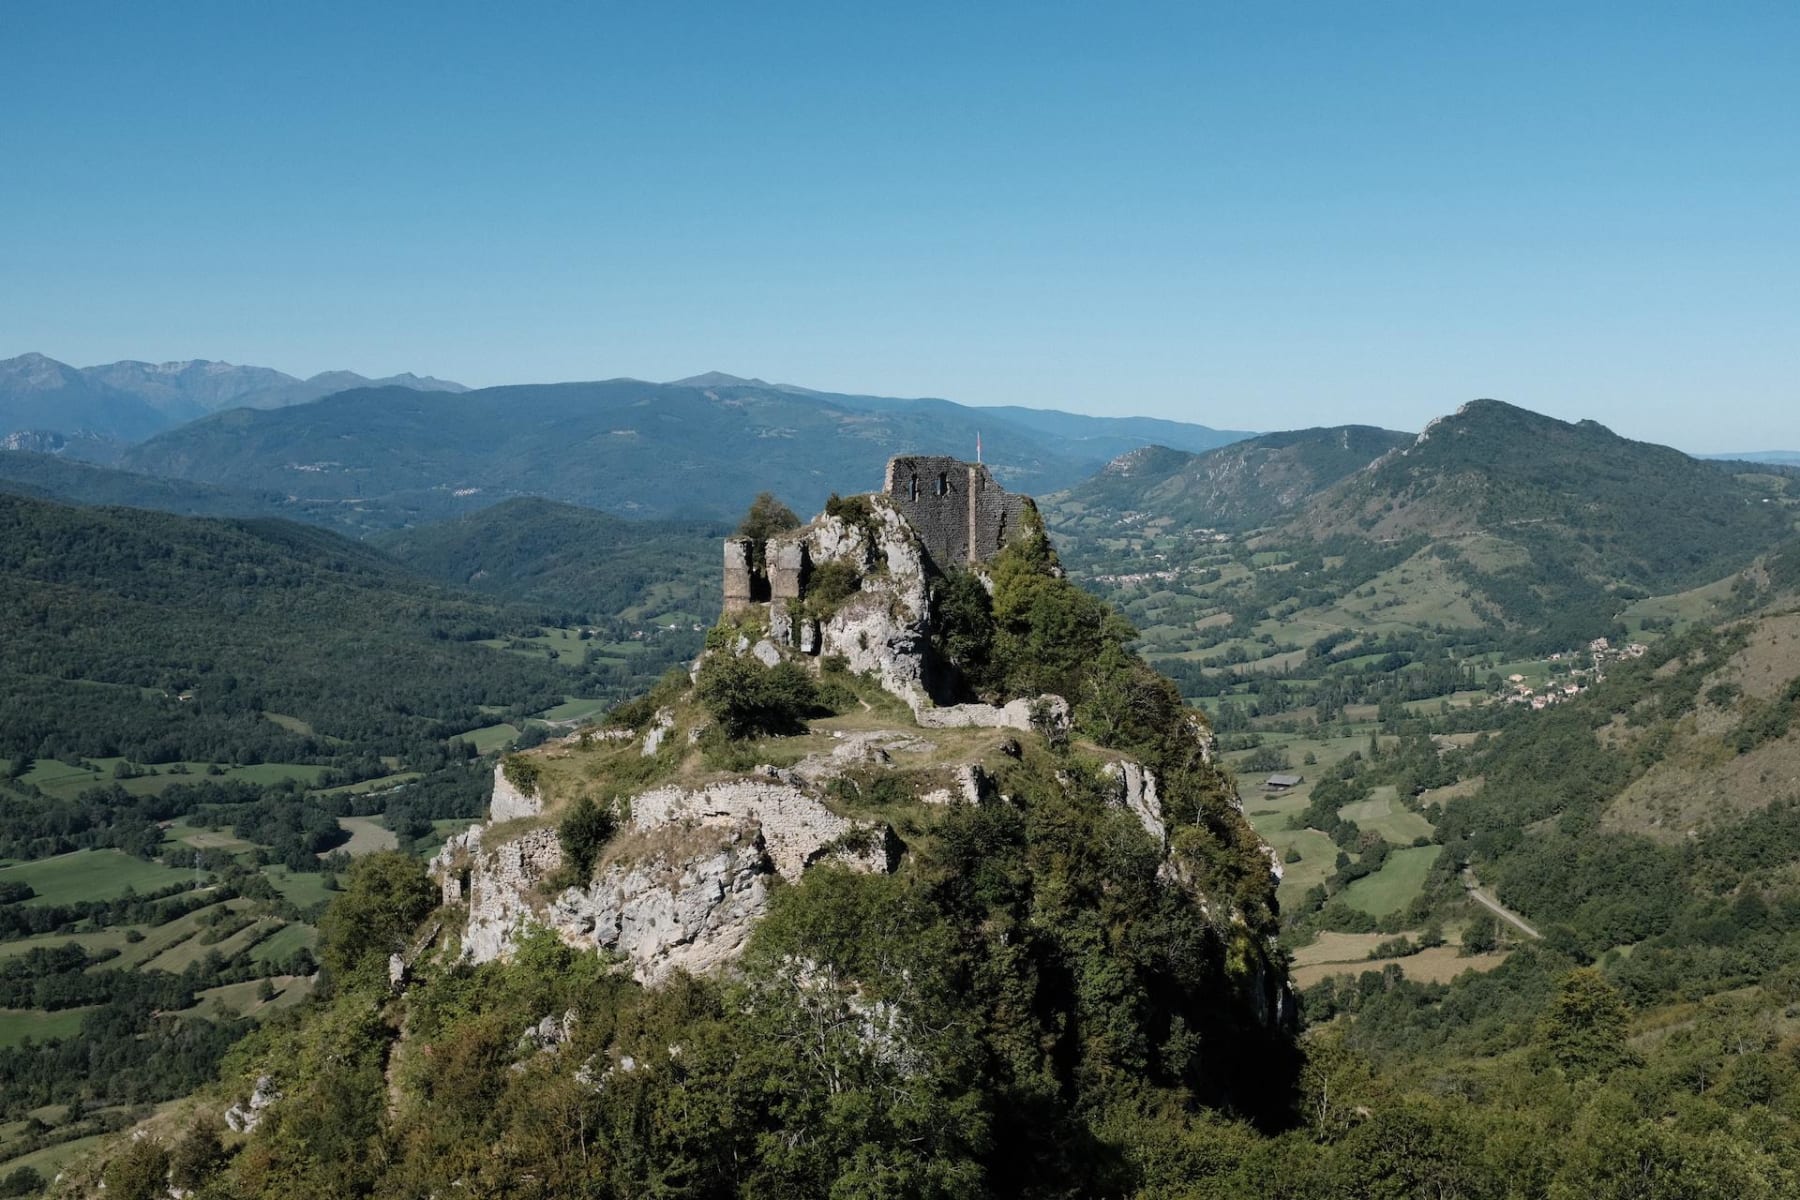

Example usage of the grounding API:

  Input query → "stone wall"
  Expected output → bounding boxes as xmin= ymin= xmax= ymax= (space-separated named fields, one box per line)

xmin=881 ymin=455 xmax=1030 ymax=573
xmin=489 ymin=762 xmax=543 ymax=823
xmin=768 ymin=539 xmax=807 ymax=602
xmin=723 ymin=538 xmax=757 ymax=612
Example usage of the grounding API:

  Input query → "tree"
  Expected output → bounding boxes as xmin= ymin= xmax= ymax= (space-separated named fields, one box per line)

xmin=1539 ymin=968 xmax=1638 ymax=1077
xmin=736 ymin=492 xmax=801 ymax=542
xmin=168 ymin=1120 xmax=226 ymax=1191
xmin=694 ymin=654 xmax=818 ymax=740
xmin=102 ymin=1135 xmax=170 ymax=1200
xmin=558 ymin=795 xmax=614 ymax=884
xmin=317 ymin=851 xmax=438 ymax=983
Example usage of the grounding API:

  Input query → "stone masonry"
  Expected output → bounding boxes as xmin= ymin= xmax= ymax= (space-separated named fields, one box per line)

xmin=882 ymin=455 xmax=1032 ymax=574
xmin=725 ymin=456 xmax=1030 ymax=615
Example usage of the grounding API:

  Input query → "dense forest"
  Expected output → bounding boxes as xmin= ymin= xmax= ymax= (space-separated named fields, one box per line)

xmin=0 ymin=494 xmax=639 ymax=766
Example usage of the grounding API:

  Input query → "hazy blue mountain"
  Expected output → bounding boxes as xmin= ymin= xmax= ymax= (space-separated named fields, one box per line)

xmin=0 ymin=352 xmax=467 ymax=442
xmin=0 ymin=353 xmax=173 ymax=442
xmin=122 ymin=376 xmax=1244 ymax=520
xmin=0 ymin=450 xmax=311 ymax=521
xmin=1704 ymin=450 xmax=1800 ymax=466
xmin=666 ymin=373 xmax=1254 ymax=460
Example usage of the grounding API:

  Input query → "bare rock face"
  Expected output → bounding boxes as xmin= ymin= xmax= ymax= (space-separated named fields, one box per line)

xmin=489 ymin=763 xmax=542 ymax=823
xmin=448 ymin=777 xmax=893 ymax=975
xmin=916 ymin=694 xmax=1070 ymax=735
xmin=549 ymin=823 xmax=773 ymax=983
xmin=921 ymin=764 xmax=996 ymax=806
xmin=1103 ymin=760 xmax=1167 ymax=846
xmin=786 ymin=730 xmax=933 ymax=788
xmin=225 ymin=1075 xmax=281 ymax=1133
xmin=462 ymin=828 xmax=564 ymax=963
xmin=430 ymin=825 xmax=482 ymax=904
xmin=641 ymin=707 xmax=676 ymax=757
xmin=629 ymin=780 xmax=894 ymax=880
xmin=815 ymin=502 xmax=935 ymax=708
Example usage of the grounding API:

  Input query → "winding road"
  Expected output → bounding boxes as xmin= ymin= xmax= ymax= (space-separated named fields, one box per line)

xmin=1460 ymin=867 xmax=1542 ymax=939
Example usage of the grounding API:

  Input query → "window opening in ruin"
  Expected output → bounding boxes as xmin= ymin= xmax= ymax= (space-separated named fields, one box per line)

xmin=909 ymin=474 xmax=918 ymax=501
xmin=936 ymin=472 xmax=948 ymax=496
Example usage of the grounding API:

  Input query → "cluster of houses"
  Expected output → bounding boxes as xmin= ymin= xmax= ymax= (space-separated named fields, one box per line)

xmin=1502 ymin=636 xmax=1650 ymax=710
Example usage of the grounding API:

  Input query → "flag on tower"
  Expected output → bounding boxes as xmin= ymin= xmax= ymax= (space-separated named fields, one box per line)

xmin=976 ymin=432 xmax=983 ymax=463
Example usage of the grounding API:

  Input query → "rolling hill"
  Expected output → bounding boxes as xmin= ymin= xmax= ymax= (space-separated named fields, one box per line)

xmin=121 ymin=376 xmax=1254 ymax=520
xmin=0 ymin=450 xmax=309 ymax=521
xmin=0 ymin=493 xmax=580 ymax=766
xmin=1280 ymin=401 xmax=1796 ymax=632
xmin=1048 ymin=425 xmax=1412 ymax=534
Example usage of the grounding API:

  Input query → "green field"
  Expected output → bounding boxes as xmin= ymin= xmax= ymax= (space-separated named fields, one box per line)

xmin=333 ymin=816 xmax=398 ymax=857
xmin=456 ymin=723 xmax=522 ymax=754
xmin=540 ymin=696 xmax=611 ymax=722
xmin=264 ymin=866 xmax=335 ymax=911
xmin=0 ymin=928 xmax=137 ymax=961
xmin=314 ymin=770 xmax=421 ymax=797
xmin=0 ymin=1007 xmax=93 ymax=1048
xmin=0 ymin=850 xmax=195 ymax=906
xmin=161 ymin=819 xmax=256 ymax=853
xmin=0 ymin=1131 xmax=109 ymax=1182
xmin=183 ymin=973 xmax=314 ymax=1021
xmin=21 ymin=758 xmax=328 ymax=801
xmin=144 ymin=917 xmax=280 ymax=973
xmin=249 ymin=921 xmax=316 ymax=964
xmin=1339 ymin=845 xmax=1440 ymax=916
xmin=1337 ymin=786 xmax=1436 ymax=844
xmin=107 ymin=900 xmax=251 ymax=972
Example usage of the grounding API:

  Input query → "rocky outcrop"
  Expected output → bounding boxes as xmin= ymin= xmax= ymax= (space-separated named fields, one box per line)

xmin=445 ymin=774 xmax=893 ymax=974
xmin=225 ymin=1075 xmax=281 ymax=1134
xmin=641 ymin=707 xmax=675 ymax=757
xmin=1103 ymin=760 xmax=1166 ymax=846
xmin=915 ymin=694 xmax=1070 ymax=735
xmin=811 ymin=502 xmax=936 ymax=708
xmin=549 ymin=823 xmax=773 ymax=983
xmin=462 ymin=828 xmax=563 ymax=963
xmin=489 ymin=763 xmax=542 ymax=823
xmin=629 ymin=780 xmax=894 ymax=880
xmin=785 ymin=730 xmax=932 ymax=787
xmin=921 ymin=764 xmax=996 ymax=806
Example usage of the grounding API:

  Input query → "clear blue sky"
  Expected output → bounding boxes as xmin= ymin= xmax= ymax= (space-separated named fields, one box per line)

xmin=5 ymin=2 xmax=1796 ymax=451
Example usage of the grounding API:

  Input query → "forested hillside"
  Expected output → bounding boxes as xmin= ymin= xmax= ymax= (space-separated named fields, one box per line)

xmin=1052 ymin=425 xmax=1412 ymax=534
xmin=0 ymin=494 xmax=592 ymax=765
xmin=374 ymin=497 xmax=721 ymax=619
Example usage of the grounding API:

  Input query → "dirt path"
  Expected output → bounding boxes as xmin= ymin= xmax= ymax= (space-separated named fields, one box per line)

xmin=1460 ymin=868 xmax=1541 ymax=939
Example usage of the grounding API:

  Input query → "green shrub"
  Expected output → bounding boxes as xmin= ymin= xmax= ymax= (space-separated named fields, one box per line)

xmin=557 ymin=795 xmax=615 ymax=885
xmin=501 ymin=753 xmax=541 ymax=797
xmin=804 ymin=559 xmax=862 ymax=616
xmin=694 ymin=653 xmax=819 ymax=740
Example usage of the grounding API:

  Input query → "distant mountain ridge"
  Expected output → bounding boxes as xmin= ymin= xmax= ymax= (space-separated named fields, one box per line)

xmin=120 ymin=376 xmax=1255 ymax=520
xmin=1049 ymin=424 xmax=1412 ymax=532
xmin=0 ymin=351 xmax=466 ymax=443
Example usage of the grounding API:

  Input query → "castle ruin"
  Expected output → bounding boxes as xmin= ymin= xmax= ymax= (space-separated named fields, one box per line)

xmin=882 ymin=455 xmax=1031 ymax=572
xmin=723 ymin=455 xmax=1031 ymax=614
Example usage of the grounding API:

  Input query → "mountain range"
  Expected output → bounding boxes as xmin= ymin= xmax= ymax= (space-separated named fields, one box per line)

xmin=0 ymin=352 xmax=466 ymax=445
xmin=114 ymin=376 xmax=1253 ymax=521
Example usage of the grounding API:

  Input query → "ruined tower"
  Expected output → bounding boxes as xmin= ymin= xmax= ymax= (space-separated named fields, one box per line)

xmin=881 ymin=454 xmax=1030 ymax=574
